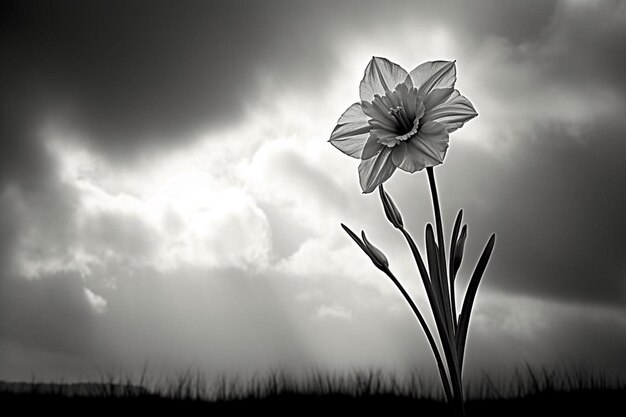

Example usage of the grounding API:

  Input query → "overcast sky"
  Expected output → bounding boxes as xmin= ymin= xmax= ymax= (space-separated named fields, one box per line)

xmin=1 ymin=0 xmax=626 ymax=385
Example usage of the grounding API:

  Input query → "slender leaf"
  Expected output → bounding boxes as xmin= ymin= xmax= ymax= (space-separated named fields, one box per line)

xmin=425 ymin=224 xmax=442 ymax=302
xmin=340 ymin=223 xmax=367 ymax=252
xmin=457 ymin=233 xmax=496 ymax=372
xmin=426 ymin=168 xmax=454 ymax=336
xmin=449 ymin=209 xmax=463 ymax=280
xmin=449 ymin=210 xmax=463 ymax=328
xmin=425 ymin=225 xmax=452 ymax=336
xmin=399 ymin=227 xmax=454 ymax=364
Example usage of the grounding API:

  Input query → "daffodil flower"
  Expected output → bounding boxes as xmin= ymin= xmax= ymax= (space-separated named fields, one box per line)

xmin=329 ymin=57 xmax=477 ymax=193
xmin=332 ymin=57 xmax=493 ymax=417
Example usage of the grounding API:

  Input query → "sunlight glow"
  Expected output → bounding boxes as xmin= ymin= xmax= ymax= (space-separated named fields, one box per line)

xmin=39 ymin=135 xmax=272 ymax=276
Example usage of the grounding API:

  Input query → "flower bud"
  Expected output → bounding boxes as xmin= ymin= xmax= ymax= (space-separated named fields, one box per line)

xmin=361 ymin=231 xmax=389 ymax=270
xmin=378 ymin=185 xmax=403 ymax=229
xmin=453 ymin=224 xmax=467 ymax=274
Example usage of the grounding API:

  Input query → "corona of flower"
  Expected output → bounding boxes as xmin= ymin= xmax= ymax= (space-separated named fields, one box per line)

xmin=329 ymin=57 xmax=477 ymax=193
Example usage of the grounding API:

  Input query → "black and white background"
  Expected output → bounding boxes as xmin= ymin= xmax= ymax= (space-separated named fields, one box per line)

xmin=1 ymin=0 xmax=625 ymax=383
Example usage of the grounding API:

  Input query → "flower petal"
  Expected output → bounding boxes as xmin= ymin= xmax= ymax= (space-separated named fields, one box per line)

xmin=409 ymin=60 xmax=456 ymax=97
xmin=402 ymin=86 xmax=422 ymax=121
xmin=398 ymin=121 xmax=449 ymax=173
xmin=362 ymin=100 xmax=396 ymax=130
xmin=359 ymin=57 xmax=410 ymax=102
xmin=421 ymin=90 xmax=478 ymax=133
xmin=358 ymin=147 xmax=397 ymax=193
xmin=391 ymin=142 xmax=408 ymax=167
xmin=329 ymin=103 xmax=371 ymax=158
xmin=362 ymin=134 xmax=384 ymax=160
xmin=424 ymin=88 xmax=454 ymax=111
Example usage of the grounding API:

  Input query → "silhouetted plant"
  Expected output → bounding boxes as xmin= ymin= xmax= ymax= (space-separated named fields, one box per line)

xmin=329 ymin=57 xmax=494 ymax=417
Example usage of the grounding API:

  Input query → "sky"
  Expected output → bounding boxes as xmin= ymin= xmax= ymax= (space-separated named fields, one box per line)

xmin=1 ymin=0 xmax=626 ymax=386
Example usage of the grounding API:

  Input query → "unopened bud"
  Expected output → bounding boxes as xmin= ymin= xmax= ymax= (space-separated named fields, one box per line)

xmin=361 ymin=231 xmax=389 ymax=270
xmin=379 ymin=185 xmax=403 ymax=229
xmin=453 ymin=225 xmax=467 ymax=274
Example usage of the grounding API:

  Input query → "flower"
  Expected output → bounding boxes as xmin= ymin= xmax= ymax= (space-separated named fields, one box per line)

xmin=329 ymin=57 xmax=477 ymax=193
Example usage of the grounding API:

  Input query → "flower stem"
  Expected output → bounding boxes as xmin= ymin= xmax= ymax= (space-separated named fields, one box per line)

xmin=380 ymin=267 xmax=453 ymax=403
xmin=426 ymin=166 xmax=465 ymax=417
xmin=426 ymin=167 xmax=453 ymax=333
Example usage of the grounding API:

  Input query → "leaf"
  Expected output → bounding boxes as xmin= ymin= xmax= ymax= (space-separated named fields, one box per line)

xmin=453 ymin=225 xmax=468 ymax=278
xmin=340 ymin=223 xmax=389 ymax=271
xmin=341 ymin=223 xmax=367 ymax=253
xmin=456 ymin=233 xmax=496 ymax=371
xmin=427 ymin=223 xmax=455 ymax=336
xmin=425 ymin=224 xmax=444 ymax=308
xmin=448 ymin=209 xmax=463 ymax=327
xmin=449 ymin=209 xmax=463 ymax=279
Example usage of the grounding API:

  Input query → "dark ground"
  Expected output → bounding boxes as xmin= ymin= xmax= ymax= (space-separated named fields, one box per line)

xmin=2 ymin=389 xmax=624 ymax=416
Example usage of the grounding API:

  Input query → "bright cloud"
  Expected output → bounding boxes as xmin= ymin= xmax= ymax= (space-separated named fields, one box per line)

xmin=9 ymin=134 xmax=274 ymax=278
xmin=84 ymin=287 xmax=107 ymax=314
xmin=314 ymin=304 xmax=353 ymax=321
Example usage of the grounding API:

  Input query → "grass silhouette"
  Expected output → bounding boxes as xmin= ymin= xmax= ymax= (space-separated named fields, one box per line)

xmin=1 ymin=366 xmax=623 ymax=416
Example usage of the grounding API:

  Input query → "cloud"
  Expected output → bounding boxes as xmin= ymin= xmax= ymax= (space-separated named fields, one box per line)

xmin=463 ymin=291 xmax=626 ymax=379
xmin=462 ymin=0 xmax=626 ymax=148
xmin=0 ymin=0 xmax=348 ymax=172
xmin=84 ymin=288 xmax=107 ymax=314
xmin=314 ymin=304 xmax=353 ymax=321
xmin=39 ymin=136 xmax=273 ymax=275
xmin=244 ymin=137 xmax=349 ymax=234
xmin=0 ymin=0 xmax=560 ymax=186
xmin=478 ymin=123 xmax=626 ymax=305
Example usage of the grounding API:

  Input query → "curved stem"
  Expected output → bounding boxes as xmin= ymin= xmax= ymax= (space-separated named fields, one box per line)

xmin=427 ymin=167 xmax=465 ymax=416
xmin=426 ymin=167 xmax=445 ymax=258
xmin=400 ymin=228 xmax=448 ymax=352
xmin=380 ymin=267 xmax=453 ymax=403
xmin=399 ymin=229 xmax=436 ymax=307
xmin=427 ymin=167 xmax=453 ymax=334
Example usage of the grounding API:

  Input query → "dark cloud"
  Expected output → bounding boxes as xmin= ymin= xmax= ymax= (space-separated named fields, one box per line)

xmin=0 ymin=0 xmax=343 ymax=168
xmin=428 ymin=119 xmax=626 ymax=309
xmin=545 ymin=0 xmax=626 ymax=89
xmin=487 ymin=122 xmax=626 ymax=306
xmin=0 ymin=0 xmax=556 ymax=175
xmin=435 ymin=0 xmax=626 ymax=307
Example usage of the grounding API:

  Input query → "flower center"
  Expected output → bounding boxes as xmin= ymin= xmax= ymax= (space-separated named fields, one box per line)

xmin=388 ymin=106 xmax=402 ymax=119
xmin=363 ymin=84 xmax=426 ymax=148
xmin=393 ymin=117 xmax=420 ymax=143
xmin=376 ymin=106 xmax=420 ymax=147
